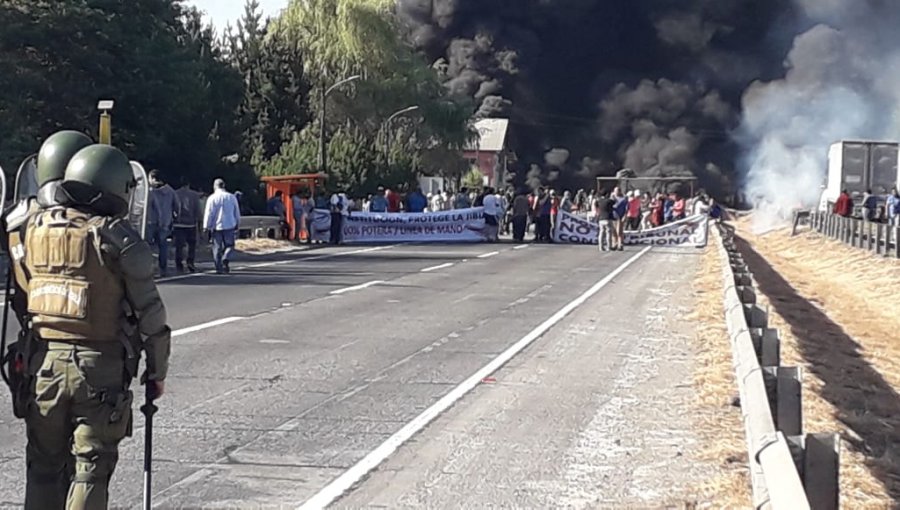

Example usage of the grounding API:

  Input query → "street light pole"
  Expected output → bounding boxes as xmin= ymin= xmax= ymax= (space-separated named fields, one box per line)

xmin=318 ymin=74 xmax=362 ymax=174
xmin=383 ymin=105 xmax=420 ymax=167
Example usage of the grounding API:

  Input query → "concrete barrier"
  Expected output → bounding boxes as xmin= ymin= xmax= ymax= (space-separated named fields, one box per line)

xmin=239 ymin=215 xmax=285 ymax=240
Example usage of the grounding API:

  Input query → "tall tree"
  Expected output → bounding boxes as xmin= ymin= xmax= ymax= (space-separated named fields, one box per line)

xmin=225 ymin=0 xmax=310 ymax=168
xmin=0 ymin=0 xmax=243 ymax=187
xmin=262 ymin=0 xmax=474 ymax=187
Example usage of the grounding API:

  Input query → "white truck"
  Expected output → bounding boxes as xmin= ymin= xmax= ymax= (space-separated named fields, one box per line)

xmin=818 ymin=140 xmax=900 ymax=215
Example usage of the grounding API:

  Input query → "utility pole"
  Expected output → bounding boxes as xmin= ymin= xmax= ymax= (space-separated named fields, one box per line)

xmin=383 ymin=106 xmax=420 ymax=167
xmin=318 ymin=75 xmax=361 ymax=174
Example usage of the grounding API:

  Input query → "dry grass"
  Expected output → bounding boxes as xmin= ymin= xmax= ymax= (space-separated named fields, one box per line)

xmin=684 ymin=238 xmax=752 ymax=509
xmin=733 ymin=218 xmax=899 ymax=508
xmin=235 ymin=238 xmax=298 ymax=254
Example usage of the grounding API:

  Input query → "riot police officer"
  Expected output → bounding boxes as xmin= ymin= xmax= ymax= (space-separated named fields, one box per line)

xmin=8 ymin=143 xmax=171 ymax=509
xmin=3 ymin=130 xmax=93 ymax=416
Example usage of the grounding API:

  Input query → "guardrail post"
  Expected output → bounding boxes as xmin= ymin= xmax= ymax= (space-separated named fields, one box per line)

xmin=896 ymin=226 xmax=900 ymax=258
xmin=751 ymin=328 xmax=781 ymax=366
xmin=856 ymin=220 xmax=864 ymax=249
xmin=763 ymin=366 xmax=803 ymax=436
xmin=886 ymin=225 xmax=893 ymax=258
xmin=787 ymin=434 xmax=840 ymax=510
xmin=743 ymin=304 xmax=768 ymax=328
xmin=878 ymin=223 xmax=885 ymax=254
xmin=736 ymin=285 xmax=756 ymax=305
xmin=734 ymin=271 xmax=752 ymax=287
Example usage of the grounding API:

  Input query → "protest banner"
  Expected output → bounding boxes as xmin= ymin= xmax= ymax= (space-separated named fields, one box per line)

xmin=553 ymin=210 xmax=708 ymax=247
xmin=311 ymin=207 xmax=490 ymax=243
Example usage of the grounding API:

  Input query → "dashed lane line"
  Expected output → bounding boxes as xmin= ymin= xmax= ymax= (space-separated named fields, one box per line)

xmin=296 ymin=245 xmax=653 ymax=510
xmin=421 ymin=263 xmax=455 ymax=273
xmin=172 ymin=317 xmax=244 ymax=337
xmin=156 ymin=245 xmax=396 ymax=283
xmin=477 ymin=251 xmax=500 ymax=259
xmin=329 ymin=280 xmax=385 ymax=295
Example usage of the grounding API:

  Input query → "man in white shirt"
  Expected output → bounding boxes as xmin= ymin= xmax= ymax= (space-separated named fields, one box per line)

xmin=203 ymin=178 xmax=241 ymax=274
xmin=482 ymin=187 xmax=501 ymax=242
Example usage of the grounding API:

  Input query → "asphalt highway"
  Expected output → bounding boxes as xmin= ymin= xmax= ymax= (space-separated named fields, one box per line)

xmin=0 ymin=241 xmax=703 ymax=509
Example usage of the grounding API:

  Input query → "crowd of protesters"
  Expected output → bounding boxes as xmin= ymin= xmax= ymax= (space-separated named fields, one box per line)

xmin=268 ymin=184 xmax=726 ymax=247
xmin=143 ymin=176 xmax=726 ymax=275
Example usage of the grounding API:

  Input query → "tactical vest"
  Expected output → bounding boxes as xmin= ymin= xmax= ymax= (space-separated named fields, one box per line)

xmin=19 ymin=208 xmax=125 ymax=342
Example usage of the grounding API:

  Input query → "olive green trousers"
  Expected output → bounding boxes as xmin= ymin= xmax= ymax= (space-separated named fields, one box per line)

xmin=25 ymin=341 xmax=133 ymax=510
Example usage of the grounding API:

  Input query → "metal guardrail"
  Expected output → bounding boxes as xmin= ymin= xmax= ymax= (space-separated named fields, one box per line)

xmin=807 ymin=211 xmax=900 ymax=258
xmin=715 ymin=223 xmax=839 ymax=510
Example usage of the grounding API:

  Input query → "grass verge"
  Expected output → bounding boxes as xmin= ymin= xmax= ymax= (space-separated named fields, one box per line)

xmin=734 ymin=218 xmax=896 ymax=508
xmin=684 ymin=235 xmax=752 ymax=509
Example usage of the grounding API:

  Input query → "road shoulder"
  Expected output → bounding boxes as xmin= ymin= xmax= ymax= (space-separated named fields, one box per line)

xmin=337 ymin=249 xmax=715 ymax=508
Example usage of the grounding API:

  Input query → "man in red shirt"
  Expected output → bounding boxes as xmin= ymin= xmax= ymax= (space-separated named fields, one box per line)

xmin=387 ymin=188 xmax=402 ymax=212
xmin=833 ymin=189 xmax=853 ymax=217
xmin=626 ymin=191 xmax=642 ymax=231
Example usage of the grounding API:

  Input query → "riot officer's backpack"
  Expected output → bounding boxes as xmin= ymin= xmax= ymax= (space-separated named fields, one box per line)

xmin=21 ymin=207 xmax=126 ymax=342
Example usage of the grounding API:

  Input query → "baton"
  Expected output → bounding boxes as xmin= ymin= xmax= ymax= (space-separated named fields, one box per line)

xmin=141 ymin=381 xmax=159 ymax=510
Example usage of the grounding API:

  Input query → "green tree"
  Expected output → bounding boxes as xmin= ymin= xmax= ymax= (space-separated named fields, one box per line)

xmin=0 ymin=0 xmax=244 ymax=188
xmin=263 ymin=0 xmax=474 ymax=188
xmin=225 ymin=0 xmax=309 ymax=168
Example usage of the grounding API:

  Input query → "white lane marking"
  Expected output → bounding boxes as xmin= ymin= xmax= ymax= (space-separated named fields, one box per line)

xmin=260 ymin=339 xmax=290 ymax=344
xmin=304 ymin=245 xmax=393 ymax=262
xmin=297 ymin=245 xmax=653 ymax=510
xmin=477 ymin=251 xmax=500 ymax=259
xmin=172 ymin=317 xmax=243 ymax=337
xmin=156 ymin=245 xmax=396 ymax=283
xmin=513 ymin=244 xmax=529 ymax=250
xmin=421 ymin=263 xmax=454 ymax=273
xmin=329 ymin=280 xmax=385 ymax=295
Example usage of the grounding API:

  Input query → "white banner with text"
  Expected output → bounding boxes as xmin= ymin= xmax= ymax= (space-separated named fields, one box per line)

xmin=553 ymin=210 xmax=709 ymax=247
xmin=311 ymin=207 xmax=490 ymax=243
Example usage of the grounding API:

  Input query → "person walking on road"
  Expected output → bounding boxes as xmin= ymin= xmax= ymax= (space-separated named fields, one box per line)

xmin=612 ymin=187 xmax=628 ymax=250
xmin=174 ymin=176 xmax=201 ymax=273
xmin=511 ymin=189 xmax=530 ymax=242
xmin=147 ymin=169 xmax=177 ymax=277
xmin=6 ymin=144 xmax=171 ymax=510
xmin=204 ymin=178 xmax=241 ymax=274
xmin=596 ymin=190 xmax=616 ymax=251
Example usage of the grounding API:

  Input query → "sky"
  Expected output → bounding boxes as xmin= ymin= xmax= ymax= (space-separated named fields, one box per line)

xmin=188 ymin=0 xmax=289 ymax=29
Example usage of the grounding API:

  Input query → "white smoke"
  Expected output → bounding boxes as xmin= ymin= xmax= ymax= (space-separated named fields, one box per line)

xmin=738 ymin=2 xmax=900 ymax=230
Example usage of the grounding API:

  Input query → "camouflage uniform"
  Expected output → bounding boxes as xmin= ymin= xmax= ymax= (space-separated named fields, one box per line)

xmin=5 ymin=142 xmax=170 ymax=510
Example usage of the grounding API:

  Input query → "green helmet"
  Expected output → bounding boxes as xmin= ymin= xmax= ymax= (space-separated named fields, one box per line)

xmin=36 ymin=130 xmax=93 ymax=187
xmin=62 ymin=144 xmax=135 ymax=215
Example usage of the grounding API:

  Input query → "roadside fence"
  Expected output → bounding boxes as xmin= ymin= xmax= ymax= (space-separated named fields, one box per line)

xmin=715 ymin=222 xmax=840 ymax=510
xmin=805 ymin=211 xmax=900 ymax=258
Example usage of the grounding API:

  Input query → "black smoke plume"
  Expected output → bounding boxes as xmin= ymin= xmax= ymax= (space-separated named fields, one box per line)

xmin=397 ymin=0 xmax=801 ymax=195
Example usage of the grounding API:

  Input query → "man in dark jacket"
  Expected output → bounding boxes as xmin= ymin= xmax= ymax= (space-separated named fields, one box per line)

xmin=174 ymin=176 xmax=201 ymax=272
